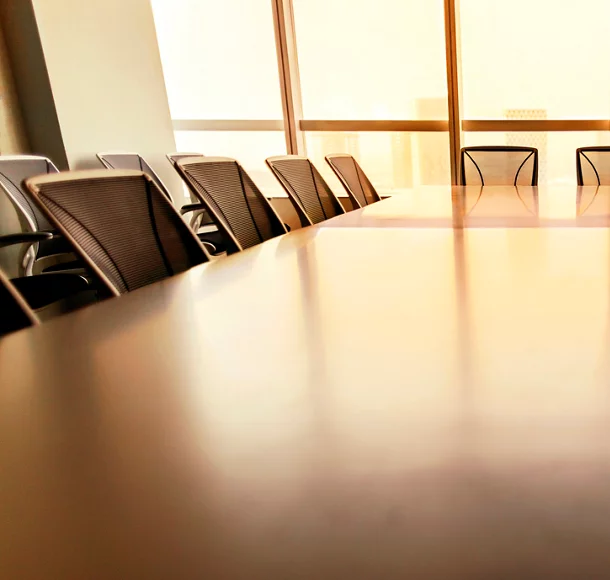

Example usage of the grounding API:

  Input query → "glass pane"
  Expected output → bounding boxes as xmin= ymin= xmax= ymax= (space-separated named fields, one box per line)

xmin=151 ymin=0 xmax=283 ymax=120
xmin=174 ymin=131 xmax=287 ymax=196
xmin=306 ymin=132 xmax=451 ymax=195
xmin=463 ymin=132 xmax=610 ymax=185
xmin=460 ymin=0 xmax=610 ymax=119
xmin=293 ymin=0 xmax=448 ymax=120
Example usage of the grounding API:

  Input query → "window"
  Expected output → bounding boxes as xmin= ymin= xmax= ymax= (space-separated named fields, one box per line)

xmin=459 ymin=0 xmax=610 ymax=185
xmin=153 ymin=0 xmax=610 ymax=192
xmin=292 ymin=0 xmax=448 ymax=120
xmin=151 ymin=0 xmax=283 ymax=120
xmin=151 ymin=0 xmax=286 ymax=195
xmin=459 ymin=0 xmax=610 ymax=120
xmin=307 ymin=132 xmax=450 ymax=195
xmin=292 ymin=0 xmax=450 ymax=188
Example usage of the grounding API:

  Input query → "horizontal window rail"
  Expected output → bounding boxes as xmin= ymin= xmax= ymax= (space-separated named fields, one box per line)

xmin=463 ymin=120 xmax=610 ymax=132
xmin=173 ymin=120 xmax=284 ymax=131
xmin=173 ymin=119 xmax=610 ymax=134
xmin=300 ymin=120 xmax=449 ymax=132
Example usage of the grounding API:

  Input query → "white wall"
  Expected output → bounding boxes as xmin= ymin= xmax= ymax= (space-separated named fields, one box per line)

xmin=30 ymin=0 xmax=183 ymax=200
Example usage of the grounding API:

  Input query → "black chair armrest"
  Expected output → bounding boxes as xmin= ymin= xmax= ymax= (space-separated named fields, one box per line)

xmin=10 ymin=272 xmax=90 ymax=310
xmin=181 ymin=204 xmax=215 ymax=227
xmin=0 ymin=232 xmax=53 ymax=249
xmin=180 ymin=203 xmax=207 ymax=216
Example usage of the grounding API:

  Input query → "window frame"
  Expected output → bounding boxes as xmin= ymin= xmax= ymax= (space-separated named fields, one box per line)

xmin=154 ymin=0 xmax=609 ymax=189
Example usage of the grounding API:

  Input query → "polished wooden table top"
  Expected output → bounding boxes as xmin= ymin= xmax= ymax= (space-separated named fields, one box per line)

xmin=2 ymin=185 xmax=610 ymax=578
xmin=331 ymin=184 xmax=610 ymax=228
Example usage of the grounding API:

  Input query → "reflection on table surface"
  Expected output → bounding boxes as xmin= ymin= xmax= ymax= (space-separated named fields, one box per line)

xmin=324 ymin=185 xmax=610 ymax=228
xmin=4 ymin=187 xmax=610 ymax=578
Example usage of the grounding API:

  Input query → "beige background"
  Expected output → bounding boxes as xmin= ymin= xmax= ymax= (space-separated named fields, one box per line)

xmin=29 ymin=0 xmax=182 ymax=197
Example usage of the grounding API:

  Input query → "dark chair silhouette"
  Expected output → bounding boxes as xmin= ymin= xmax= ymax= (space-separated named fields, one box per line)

xmin=325 ymin=154 xmax=382 ymax=208
xmin=0 ymin=232 xmax=89 ymax=311
xmin=0 ymin=266 xmax=37 ymax=337
xmin=175 ymin=157 xmax=287 ymax=253
xmin=25 ymin=170 xmax=211 ymax=297
xmin=576 ymin=147 xmax=610 ymax=186
xmin=460 ymin=146 xmax=538 ymax=186
xmin=0 ymin=155 xmax=83 ymax=275
xmin=166 ymin=153 xmax=223 ymax=228
xmin=165 ymin=152 xmax=218 ymax=241
xmin=266 ymin=155 xmax=346 ymax=226
xmin=97 ymin=152 xmax=224 ymax=253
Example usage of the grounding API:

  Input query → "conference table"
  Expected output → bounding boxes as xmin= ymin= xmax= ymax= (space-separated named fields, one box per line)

xmin=2 ymin=184 xmax=610 ymax=578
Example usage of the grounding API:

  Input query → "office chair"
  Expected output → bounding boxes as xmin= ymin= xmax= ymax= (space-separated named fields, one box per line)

xmin=0 ymin=266 xmax=38 ymax=337
xmin=266 ymin=155 xmax=346 ymax=226
xmin=166 ymin=153 xmax=218 ymax=227
xmin=0 ymin=155 xmax=84 ymax=275
xmin=175 ymin=157 xmax=288 ymax=253
xmin=167 ymin=152 xmax=232 ymax=251
xmin=97 ymin=152 xmax=225 ymax=253
xmin=0 ymin=232 xmax=89 ymax=310
xmin=325 ymin=154 xmax=382 ymax=208
xmin=25 ymin=170 xmax=211 ymax=297
xmin=576 ymin=147 xmax=610 ymax=186
xmin=460 ymin=146 xmax=538 ymax=186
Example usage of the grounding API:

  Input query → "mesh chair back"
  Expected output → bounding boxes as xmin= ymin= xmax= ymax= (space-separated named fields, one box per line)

xmin=167 ymin=152 xmax=204 ymax=166
xmin=266 ymin=156 xmax=346 ymax=226
xmin=0 ymin=155 xmax=59 ymax=232
xmin=576 ymin=147 xmax=610 ymax=186
xmin=97 ymin=152 xmax=173 ymax=202
xmin=325 ymin=154 xmax=381 ymax=207
xmin=176 ymin=157 xmax=287 ymax=252
xmin=460 ymin=146 xmax=538 ymax=186
xmin=0 ymin=268 xmax=36 ymax=337
xmin=25 ymin=170 xmax=210 ymax=297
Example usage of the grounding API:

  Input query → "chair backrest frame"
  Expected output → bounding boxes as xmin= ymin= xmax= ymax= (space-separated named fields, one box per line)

xmin=576 ymin=147 xmax=610 ymax=186
xmin=25 ymin=169 xmax=210 ymax=298
xmin=0 ymin=155 xmax=65 ymax=276
xmin=166 ymin=153 xmax=205 ymax=167
xmin=97 ymin=152 xmax=175 ymax=203
xmin=0 ymin=154 xmax=60 ymax=233
xmin=325 ymin=154 xmax=382 ymax=208
xmin=460 ymin=146 xmax=539 ymax=187
xmin=175 ymin=156 xmax=287 ymax=253
xmin=266 ymin=155 xmax=346 ymax=227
